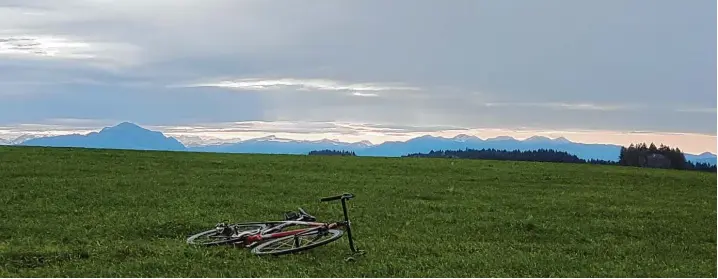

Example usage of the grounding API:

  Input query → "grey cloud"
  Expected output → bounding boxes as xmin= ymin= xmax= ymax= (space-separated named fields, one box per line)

xmin=0 ymin=84 xmax=266 ymax=125
xmin=673 ymin=108 xmax=717 ymax=114
xmin=180 ymin=78 xmax=422 ymax=98
xmin=482 ymin=102 xmax=640 ymax=111
xmin=0 ymin=0 xmax=714 ymax=136
xmin=0 ymin=36 xmax=94 ymax=58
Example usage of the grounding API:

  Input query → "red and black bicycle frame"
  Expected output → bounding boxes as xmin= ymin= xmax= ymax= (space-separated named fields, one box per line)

xmin=241 ymin=193 xmax=360 ymax=253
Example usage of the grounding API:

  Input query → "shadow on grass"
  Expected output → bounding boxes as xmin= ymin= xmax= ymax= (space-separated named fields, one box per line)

xmin=1 ymin=250 xmax=90 ymax=269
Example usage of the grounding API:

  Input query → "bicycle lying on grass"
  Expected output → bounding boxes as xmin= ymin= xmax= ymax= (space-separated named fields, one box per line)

xmin=187 ymin=193 xmax=364 ymax=257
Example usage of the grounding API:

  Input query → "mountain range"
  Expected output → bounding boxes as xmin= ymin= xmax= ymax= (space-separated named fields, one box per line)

xmin=8 ymin=122 xmax=717 ymax=165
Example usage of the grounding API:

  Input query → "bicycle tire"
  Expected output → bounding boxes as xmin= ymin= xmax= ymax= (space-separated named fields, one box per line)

xmin=186 ymin=223 xmax=269 ymax=246
xmin=251 ymin=228 xmax=344 ymax=256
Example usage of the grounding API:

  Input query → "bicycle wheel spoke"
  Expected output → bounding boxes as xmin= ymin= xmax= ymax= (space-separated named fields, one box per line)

xmin=268 ymin=239 xmax=294 ymax=252
xmin=251 ymin=229 xmax=344 ymax=255
xmin=306 ymin=233 xmax=322 ymax=245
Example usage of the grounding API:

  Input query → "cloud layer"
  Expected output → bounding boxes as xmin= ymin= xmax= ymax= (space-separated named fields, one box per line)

xmin=181 ymin=78 xmax=421 ymax=98
xmin=0 ymin=36 xmax=94 ymax=58
xmin=0 ymin=0 xmax=714 ymax=143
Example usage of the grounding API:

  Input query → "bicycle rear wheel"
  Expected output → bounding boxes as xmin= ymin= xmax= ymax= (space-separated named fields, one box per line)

xmin=187 ymin=223 xmax=268 ymax=246
xmin=251 ymin=228 xmax=343 ymax=255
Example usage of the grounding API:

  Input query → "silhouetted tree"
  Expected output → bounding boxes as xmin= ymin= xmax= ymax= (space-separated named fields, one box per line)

xmin=649 ymin=143 xmax=658 ymax=153
xmin=618 ymin=142 xmax=714 ymax=172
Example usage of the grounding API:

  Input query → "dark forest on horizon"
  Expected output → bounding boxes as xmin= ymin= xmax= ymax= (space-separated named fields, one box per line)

xmin=309 ymin=143 xmax=717 ymax=172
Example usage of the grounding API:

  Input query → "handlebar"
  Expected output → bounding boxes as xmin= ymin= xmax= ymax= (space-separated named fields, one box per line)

xmin=320 ymin=193 xmax=354 ymax=202
xmin=318 ymin=192 xmax=361 ymax=255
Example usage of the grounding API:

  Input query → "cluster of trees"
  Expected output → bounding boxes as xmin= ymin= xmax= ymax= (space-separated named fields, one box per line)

xmin=308 ymin=149 xmax=357 ymax=156
xmin=404 ymin=148 xmax=616 ymax=165
xmin=403 ymin=144 xmax=716 ymax=173
xmin=311 ymin=143 xmax=716 ymax=173
xmin=619 ymin=143 xmax=716 ymax=172
xmin=689 ymin=161 xmax=717 ymax=172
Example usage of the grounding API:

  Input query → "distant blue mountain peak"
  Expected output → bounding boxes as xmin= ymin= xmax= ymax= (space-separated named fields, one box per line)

xmin=21 ymin=121 xmax=185 ymax=151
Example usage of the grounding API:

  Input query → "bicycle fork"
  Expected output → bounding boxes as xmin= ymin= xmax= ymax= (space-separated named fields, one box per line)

xmin=341 ymin=199 xmax=364 ymax=260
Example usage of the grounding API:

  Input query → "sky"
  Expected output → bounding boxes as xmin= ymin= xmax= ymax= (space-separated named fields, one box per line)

xmin=0 ymin=0 xmax=716 ymax=153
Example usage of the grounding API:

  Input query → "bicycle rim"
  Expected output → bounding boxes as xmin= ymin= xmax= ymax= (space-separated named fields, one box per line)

xmin=251 ymin=228 xmax=344 ymax=256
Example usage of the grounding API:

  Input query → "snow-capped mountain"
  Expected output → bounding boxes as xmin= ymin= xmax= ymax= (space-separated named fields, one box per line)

xmin=6 ymin=122 xmax=716 ymax=164
xmin=187 ymin=135 xmax=376 ymax=154
xmin=452 ymin=134 xmax=482 ymax=143
xmin=171 ymin=135 xmax=243 ymax=147
xmin=0 ymin=134 xmax=41 ymax=145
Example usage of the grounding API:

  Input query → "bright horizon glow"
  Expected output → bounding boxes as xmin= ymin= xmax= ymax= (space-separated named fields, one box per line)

xmin=0 ymin=121 xmax=715 ymax=155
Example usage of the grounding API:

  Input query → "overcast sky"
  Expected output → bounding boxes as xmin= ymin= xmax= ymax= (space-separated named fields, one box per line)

xmin=0 ymin=0 xmax=715 ymax=152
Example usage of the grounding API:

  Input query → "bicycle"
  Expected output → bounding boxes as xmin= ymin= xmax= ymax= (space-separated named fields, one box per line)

xmin=186 ymin=193 xmax=364 ymax=257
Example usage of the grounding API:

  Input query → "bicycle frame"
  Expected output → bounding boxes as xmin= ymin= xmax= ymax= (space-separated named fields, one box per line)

xmin=241 ymin=220 xmax=344 ymax=247
xmin=240 ymin=193 xmax=361 ymax=254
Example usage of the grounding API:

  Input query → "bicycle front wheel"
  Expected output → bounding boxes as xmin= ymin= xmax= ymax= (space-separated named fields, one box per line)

xmin=251 ymin=228 xmax=343 ymax=256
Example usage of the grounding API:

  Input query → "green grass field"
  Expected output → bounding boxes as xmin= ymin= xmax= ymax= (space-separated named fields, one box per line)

xmin=0 ymin=146 xmax=716 ymax=277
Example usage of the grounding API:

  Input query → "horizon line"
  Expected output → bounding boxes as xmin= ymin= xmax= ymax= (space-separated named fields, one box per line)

xmin=0 ymin=120 xmax=716 ymax=155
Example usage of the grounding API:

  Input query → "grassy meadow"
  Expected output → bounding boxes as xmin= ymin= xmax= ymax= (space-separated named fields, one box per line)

xmin=0 ymin=146 xmax=716 ymax=277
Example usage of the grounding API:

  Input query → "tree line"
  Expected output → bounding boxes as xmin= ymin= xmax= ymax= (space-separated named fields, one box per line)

xmin=308 ymin=149 xmax=357 ymax=156
xmin=619 ymin=143 xmax=716 ymax=172
xmin=311 ymin=143 xmax=716 ymax=172
xmin=403 ymin=148 xmax=617 ymax=165
xmin=408 ymin=144 xmax=715 ymax=172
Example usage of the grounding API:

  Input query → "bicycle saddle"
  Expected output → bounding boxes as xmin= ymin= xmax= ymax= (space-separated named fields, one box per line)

xmin=297 ymin=207 xmax=317 ymax=221
xmin=283 ymin=207 xmax=317 ymax=222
